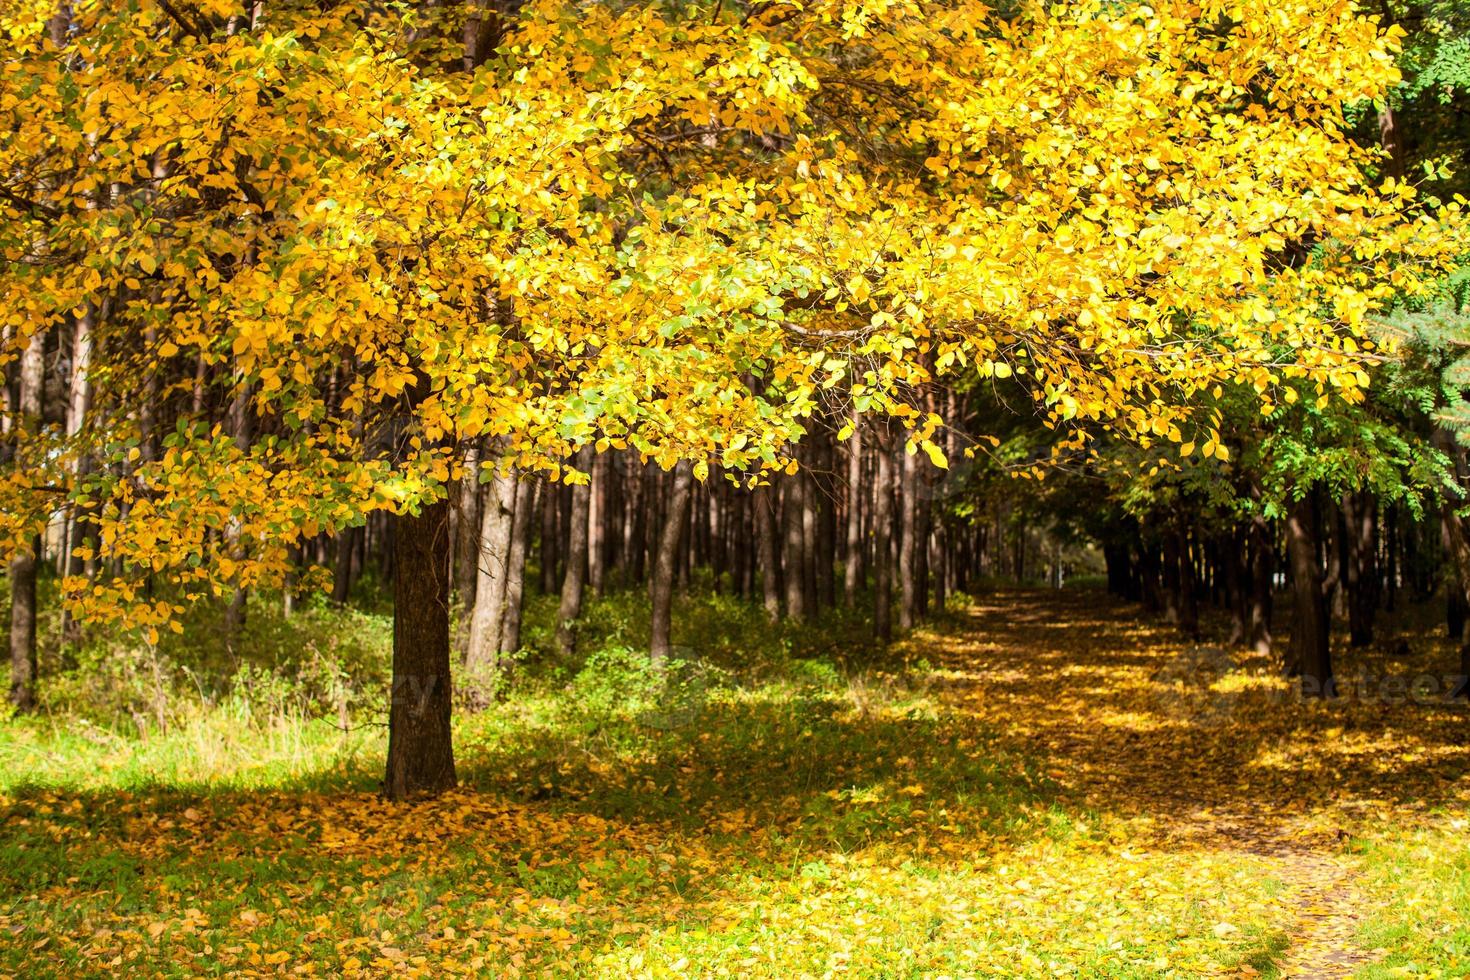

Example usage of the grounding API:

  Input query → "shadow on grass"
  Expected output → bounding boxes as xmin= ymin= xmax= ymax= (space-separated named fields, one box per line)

xmin=0 ymin=680 xmax=1066 ymax=976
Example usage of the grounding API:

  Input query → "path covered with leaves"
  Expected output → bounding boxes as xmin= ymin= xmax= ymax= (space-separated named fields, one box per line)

xmin=2 ymin=591 xmax=1468 ymax=977
xmin=931 ymin=592 xmax=1470 ymax=978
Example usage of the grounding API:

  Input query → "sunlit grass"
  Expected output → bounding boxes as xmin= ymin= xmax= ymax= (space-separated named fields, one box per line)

xmin=3 ymin=587 xmax=1465 ymax=976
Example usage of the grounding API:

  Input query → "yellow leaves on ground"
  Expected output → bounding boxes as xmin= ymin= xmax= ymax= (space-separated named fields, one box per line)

xmin=11 ymin=590 xmax=1467 ymax=976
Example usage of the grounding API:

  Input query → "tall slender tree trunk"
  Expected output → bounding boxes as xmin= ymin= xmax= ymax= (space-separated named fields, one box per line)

xmin=755 ymin=483 xmax=781 ymax=621
xmin=1285 ymin=490 xmax=1334 ymax=697
xmin=7 ymin=329 xmax=44 ymax=710
xmin=466 ymin=462 xmax=517 ymax=667
xmin=1433 ymin=428 xmax=1470 ymax=698
xmin=650 ymin=461 xmax=693 ymax=661
xmin=844 ymin=419 xmax=865 ymax=605
xmin=539 ymin=476 xmax=559 ymax=595
xmin=222 ymin=384 xmax=252 ymax=637
xmin=452 ymin=441 xmax=482 ymax=658
xmin=782 ymin=469 xmax=807 ymax=621
xmin=498 ymin=480 xmax=535 ymax=654
xmin=59 ymin=304 xmax=94 ymax=650
xmin=899 ymin=446 xmax=922 ymax=630
xmin=555 ymin=449 xmax=592 ymax=656
xmin=1342 ymin=491 xmax=1377 ymax=647
xmin=588 ymin=451 xmax=607 ymax=597
xmin=873 ymin=429 xmax=895 ymax=644
xmin=384 ymin=498 xmax=457 ymax=801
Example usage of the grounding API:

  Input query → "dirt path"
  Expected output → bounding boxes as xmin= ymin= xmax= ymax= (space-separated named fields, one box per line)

xmin=912 ymin=590 xmax=1468 ymax=978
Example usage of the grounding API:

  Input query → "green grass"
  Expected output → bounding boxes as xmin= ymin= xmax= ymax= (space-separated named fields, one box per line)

xmin=1355 ymin=817 xmax=1470 ymax=977
xmin=0 ymin=587 xmax=1300 ymax=977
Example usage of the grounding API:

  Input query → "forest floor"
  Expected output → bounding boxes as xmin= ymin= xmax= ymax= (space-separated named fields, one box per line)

xmin=1 ymin=589 xmax=1468 ymax=977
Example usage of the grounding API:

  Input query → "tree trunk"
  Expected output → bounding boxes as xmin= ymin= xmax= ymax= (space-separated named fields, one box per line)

xmin=1285 ymin=490 xmax=1334 ymax=697
xmin=498 ymin=479 xmax=535 ymax=655
xmin=650 ymin=461 xmax=693 ymax=661
xmin=59 ymin=304 xmax=95 ymax=650
xmin=8 ymin=329 xmax=44 ymax=711
xmin=1342 ymin=491 xmax=1377 ymax=648
xmin=555 ymin=450 xmax=592 ymax=656
xmin=873 ymin=430 xmax=895 ymax=644
xmin=755 ymin=483 xmax=781 ymax=621
xmin=588 ymin=451 xmax=608 ymax=596
xmin=539 ymin=475 xmax=559 ymax=595
xmin=844 ymin=420 xmax=865 ymax=604
xmin=384 ymin=498 xmax=457 ymax=801
xmin=899 ymin=446 xmax=921 ymax=630
xmin=1433 ymin=428 xmax=1470 ymax=698
xmin=782 ymin=469 xmax=807 ymax=621
xmin=466 ymin=463 xmax=518 ymax=667
xmin=222 ymin=384 xmax=252 ymax=636
xmin=331 ymin=526 xmax=359 ymax=605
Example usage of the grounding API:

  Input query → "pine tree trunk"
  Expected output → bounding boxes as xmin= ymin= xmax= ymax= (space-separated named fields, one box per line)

xmin=1286 ymin=490 xmax=1334 ymax=697
xmin=222 ymin=384 xmax=252 ymax=636
xmin=8 ymin=329 xmax=45 ymax=711
xmin=899 ymin=447 xmax=921 ymax=630
xmin=588 ymin=451 xmax=607 ymax=597
xmin=873 ymin=430 xmax=895 ymax=644
xmin=650 ymin=461 xmax=693 ymax=662
xmin=1342 ymin=491 xmax=1377 ymax=647
xmin=844 ymin=419 xmax=865 ymax=605
xmin=539 ymin=476 xmax=559 ymax=595
xmin=498 ymin=479 xmax=535 ymax=654
xmin=782 ymin=471 xmax=807 ymax=621
xmin=555 ymin=450 xmax=592 ymax=656
xmin=384 ymin=498 xmax=457 ymax=801
xmin=755 ymin=483 xmax=781 ymax=621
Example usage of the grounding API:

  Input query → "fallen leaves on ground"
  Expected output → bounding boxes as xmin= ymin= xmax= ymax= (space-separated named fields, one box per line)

xmin=2 ymin=590 xmax=1467 ymax=977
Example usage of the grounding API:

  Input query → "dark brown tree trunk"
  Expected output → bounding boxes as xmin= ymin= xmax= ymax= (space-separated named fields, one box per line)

xmin=1138 ymin=542 xmax=1162 ymax=613
xmin=650 ymin=461 xmax=693 ymax=661
xmin=384 ymin=499 xmax=456 ymax=800
xmin=755 ymin=483 xmax=781 ymax=621
xmin=814 ymin=437 xmax=836 ymax=611
xmin=1433 ymin=428 xmax=1470 ymax=697
xmin=782 ymin=469 xmax=807 ymax=621
xmin=1175 ymin=527 xmax=1199 ymax=639
xmin=1248 ymin=499 xmax=1275 ymax=657
xmin=539 ymin=476 xmax=559 ymax=595
xmin=899 ymin=447 xmax=921 ymax=630
xmin=1342 ymin=491 xmax=1377 ymax=648
xmin=556 ymin=450 xmax=592 ymax=656
xmin=1286 ymin=490 xmax=1334 ymax=697
xmin=1220 ymin=530 xmax=1247 ymax=646
xmin=588 ymin=451 xmax=608 ymax=597
xmin=844 ymin=419 xmax=865 ymax=604
xmin=873 ymin=430 xmax=895 ymax=644
xmin=331 ymin=525 xmax=359 ymax=605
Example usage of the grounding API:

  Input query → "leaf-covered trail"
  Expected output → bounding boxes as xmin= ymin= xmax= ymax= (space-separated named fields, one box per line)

xmin=917 ymin=590 xmax=1470 ymax=978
